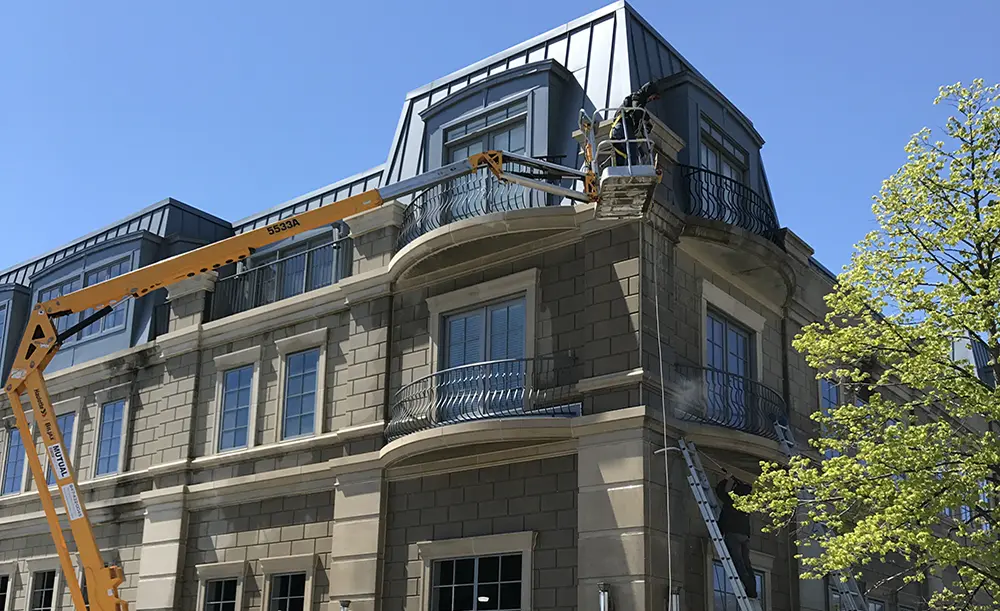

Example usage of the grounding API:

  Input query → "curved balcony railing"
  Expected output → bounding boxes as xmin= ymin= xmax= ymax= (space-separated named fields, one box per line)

xmin=397 ymin=161 xmax=564 ymax=249
xmin=671 ymin=364 xmax=787 ymax=440
xmin=386 ymin=357 xmax=581 ymax=441
xmin=678 ymin=165 xmax=781 ymax=245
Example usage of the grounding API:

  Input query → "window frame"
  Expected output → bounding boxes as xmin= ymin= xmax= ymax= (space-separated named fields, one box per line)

xmin=274 ymin=328 xmax=328 ymax=444
xmin=41 ymin=396 xmax=84 ymax=488
xmin=1 ymin=426 xmax=29 ymax=497
xmin=426 ymin=268 xmax=539 ymax=376
xmin=442 ymin=297 xmax=528 ymax=368
xmin=440 ymin=92 xmax=533 ymax=166
xmin=416 ymin=531 xmax=536 ymax=611
xmin=700 ymin=279 xmax=765 ymax=381
xmin=0 ymin=561 xmax=15 ymax=611
xmin=35 ymin=254 xmax=134 ymax=346
xmin=710 ymin=559 xmax=768 ymax=611
xmin=260 ymin=554 xmax=317 ymax=611
xmin=212 ymin=346 xmax=263 ymax=455
xmin=699 ymin=114 xmax=749 ymax=183
xmin=26 ymin=556 xmax=63 ymax=611
xmin=79 ymin=256 xmax=132 ymax=340
xmin=92 ymin=383 xmax=132 ymax=479
xmin=706 ymin=543 xmax=772 ymax=611
xmin=194 ymin=560 xmax=249 ymax=611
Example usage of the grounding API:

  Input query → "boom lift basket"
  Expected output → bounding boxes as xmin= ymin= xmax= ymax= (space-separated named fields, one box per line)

xmin=580 ymin=107 xmax=661 ymax=221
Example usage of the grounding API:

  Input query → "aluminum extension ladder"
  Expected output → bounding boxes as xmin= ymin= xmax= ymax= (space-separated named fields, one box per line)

xmin=677 ymin=438 xmax=764 ymax=611
xmin=772 ymin=419 xmax=869 ymax=611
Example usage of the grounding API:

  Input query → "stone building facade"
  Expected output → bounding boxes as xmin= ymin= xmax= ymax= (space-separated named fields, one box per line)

xmin=0 ymin=2 xmax=925 ymax=611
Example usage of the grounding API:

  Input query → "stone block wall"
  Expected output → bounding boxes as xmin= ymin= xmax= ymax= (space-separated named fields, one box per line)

xmin=382 ymin=456 xmax=578 ymax=611
xmin=389 ymin=226 xmax=642 ymax=419
xmin=179 ymin=491 xmax=335 ymax=611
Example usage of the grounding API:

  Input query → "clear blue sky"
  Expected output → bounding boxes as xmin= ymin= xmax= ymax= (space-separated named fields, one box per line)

xmin=1 ymin=0 xmax=997 ymax=273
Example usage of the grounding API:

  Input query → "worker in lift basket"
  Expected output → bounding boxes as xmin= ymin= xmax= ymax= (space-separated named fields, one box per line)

xmin=610 ymin=81 xmax=659 ymax=166
xmin=716 ymin=474 xmax=758 ymax=599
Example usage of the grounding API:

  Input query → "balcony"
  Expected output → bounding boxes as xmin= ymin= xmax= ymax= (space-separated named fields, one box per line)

xmin=207 ymin=237 xmax=352 ymax=322
xmin=678 ymin=165 xmax=781 ymax=245
xmin=397 ymin=161 xmax=564 ymax=250
xmin=386 ymin=357 xmax=581 ymax=441
xmin=671 ymin=364 xmax=787 ymax=440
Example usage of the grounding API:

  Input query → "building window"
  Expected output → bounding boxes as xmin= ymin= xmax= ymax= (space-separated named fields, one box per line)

xmin=29 ymin=570 xmax=57 ymax=611
xmin=282 ymin=349 xmax=320 ymax=440
xmin=38 ymin=278 xmax=82 ymax=335
xmin=699 ymin=116 xmax=748 ymax=183
xmin=0 ymin=574 xmax=10 ymax=611
xmin=46 ymin=411 xmax=77 ymax=486
xmin=819 ymin=379 xmax=841 ymax=459
xmin=441 ymin=297 xmax=527 ymax=419
xmin=445 ymin=100 xmax=528 ymax=163
xmin=712 ymin=561 xmax=764 ymax=611
xmin=868 ymin=600 xmax=886 ymax=611
xmin=95 ymin=400 xmax=125 ymax=476
xmin=219 ymin=365 xmax=253 ymax=451
xmin=0 ymin=304 xmax=7 ymax=344
xmin=1 ymin=429 xmax=26 ymax=496
xmin=432 ymin=554 xmax=523 ymax=611
xmin=268 ymin=573 xmax=307 ymax=610
xmin=205 ymin=578 xmax=238 ymax=611
xmin=704 ymin=309 xmax=753 ymax=429
xmin=80 ymin=259 xmax=131 ymax=338
xmin=249 ymin=232 xmax=349 ymax=302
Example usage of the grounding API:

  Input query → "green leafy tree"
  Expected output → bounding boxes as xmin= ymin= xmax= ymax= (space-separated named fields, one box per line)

xmin=737 ymin=79 xmax=1000 ymax=610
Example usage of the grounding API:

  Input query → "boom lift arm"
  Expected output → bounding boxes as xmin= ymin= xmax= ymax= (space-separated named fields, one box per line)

xmin=2 ymin=151 xmax=595 ymax=611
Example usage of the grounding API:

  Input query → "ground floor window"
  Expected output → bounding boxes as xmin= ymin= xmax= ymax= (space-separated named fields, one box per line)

xmin=205 ymin=578 xmax=238 ymax=611
xmin=432 ymin=553 xmax=523 ymax=611
xmin=713 ymin=560 xmax=765 ymax=611
xmin=29 ymin=571 xmax=57 ymax=611
xmin=269 ymin=573 xmax=307 ymax=611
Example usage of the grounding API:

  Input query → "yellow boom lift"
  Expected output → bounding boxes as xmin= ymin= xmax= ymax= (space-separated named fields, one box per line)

xmin=3 ymin=106 xmax=660 ymax=611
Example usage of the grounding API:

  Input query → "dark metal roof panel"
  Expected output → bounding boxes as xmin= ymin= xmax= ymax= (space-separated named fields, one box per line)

xmin=381 ymin=1 xmax=706 ymax=188
xmin=0 ymin=198 xmax=231 ymax=287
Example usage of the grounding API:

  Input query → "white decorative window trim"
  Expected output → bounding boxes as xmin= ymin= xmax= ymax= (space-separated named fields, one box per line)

xmin=260 ymin=554 xmax=318 ymax=610
xmin=213 ymin=345 xmax=263 ymax=371
xmin=92 ymin=383 xmax=132 ymax=480
xmin=212 ymin=346 xmax=264 ymax=454
xmin=0 ymin=560 xmax=15 ymax=575
xmin=705 ymin=543 xmax=773 ymax=611
xmin=194 ymin=560 xmax=249 ymax=611
xmin=26 ymin=557 xmax=63 ymax=611
xmin=416 ymin=531 xmax=536 ymax=611
xmin=700 ymin=279 xmax=766 ymax=380
xmin=275 ymin=328 xmax=328 ymax=444
xmin=426 ymin=268 xmax=539 ymax=371
xmin=39 ymin=396 xmax=84 ymax=489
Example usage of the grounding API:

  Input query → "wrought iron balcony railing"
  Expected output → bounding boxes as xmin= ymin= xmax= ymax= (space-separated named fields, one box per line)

xmin=397 ymin=161 xmax=565 ymax=249
xmin=386 ymin=356 xmax=581 ymax=441
xmin=678 ymin=165 xmax=781 ymax=245
xmin=207 ymin=237 xmax=352 ymax=322
xmin=671 ymin=364 xmax=787 ymax=440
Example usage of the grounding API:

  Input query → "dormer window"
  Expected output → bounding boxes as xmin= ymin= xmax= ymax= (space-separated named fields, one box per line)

xmin=699 ymin=116 xmax=748 ymax=184
xmin=444 ymin=99 xmax=528 ymax=163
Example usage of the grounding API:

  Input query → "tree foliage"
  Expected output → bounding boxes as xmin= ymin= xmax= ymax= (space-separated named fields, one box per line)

xmin=737 ymin=80 xmax=1000 ymax=610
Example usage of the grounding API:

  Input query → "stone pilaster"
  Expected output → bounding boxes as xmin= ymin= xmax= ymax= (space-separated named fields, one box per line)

xmin=328 ymin=468 xmax=387 ymax=611
xmin=164 ymin=272 xmax=217 ymax=332
xmin=134 ymin=487 xmax=188 ymax=611
xmin=346 ymin=201 xmax=405 ymax=274
xmin=578 ymin=425 xmax=670 ymax=611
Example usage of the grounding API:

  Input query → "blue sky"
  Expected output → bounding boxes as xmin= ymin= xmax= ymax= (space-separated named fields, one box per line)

xmin=1 ymin=0 xmax=997 ymax=273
